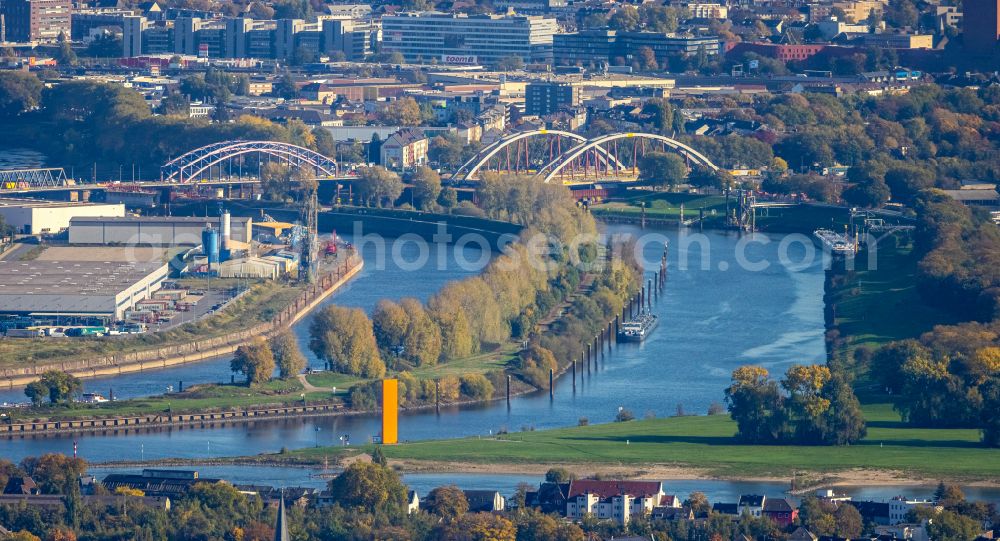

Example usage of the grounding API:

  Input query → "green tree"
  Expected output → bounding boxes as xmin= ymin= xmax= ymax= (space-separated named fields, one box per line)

xmin=274 ymin=69 xmax=297 ymax=100
xmin=269 ymin=329 xmax=307 ymax=379
xmin=86 ymin=33 xmax=122 ymax=58
xmin=544 ymin=467 xmax=576 ymax=483
xmin=725 ymin=366 xmax=786 ymax=443
xmin=309 ymin=306 xmax=385 ymax=378
xmin=0 ymin=71 xmax=42 ymax=118
xmin=377 ymin=97 xmax=422 ymax=126
xmin=230 ymin=338 xmax=275 ymax=385
xmin=497 ymin=55 xmax=525 ymax=71
xmin=372 ymin=299 xmax=410 ymax=359
xmin=608 ymin=6 xmax=640 ymax=30
xmin=327 ymin=462 xmax=407 ymax=513
xmin=312 ymin=126 xmax=336 ymax=157
xmin=410 ymin=166 xmax=442 ymax=210
xmin=24 ymin=371 xmax=81 ymax=405
xmin=55 ymin=33 xmax=77 ymax=66
xmin=158 ymin=92 xmax=190 ymax=116
xmin=354 ymin=166 xmax=403 ymax=207
xmin=981 ymin=377 xmax=1000 ymax=447
xmin=926 ymin=509 xmax=983 ymax=541
xmin=425 ymin=485 xmax=468 ymax=520
xmin=638 ymin=151 xmax=688 ymax=187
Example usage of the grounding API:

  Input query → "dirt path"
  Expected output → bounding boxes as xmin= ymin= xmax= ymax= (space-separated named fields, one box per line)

xmin=297 ymin=374 xmax=333 ymax=392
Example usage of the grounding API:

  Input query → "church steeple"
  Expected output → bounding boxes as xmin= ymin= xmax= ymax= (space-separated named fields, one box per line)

xmin=274 ymin=491 xmax=289 ymax=541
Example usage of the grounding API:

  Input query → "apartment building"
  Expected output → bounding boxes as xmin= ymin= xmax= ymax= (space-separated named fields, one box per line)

xmin=1 ymin=0 xmax=71 ymax=43
xmin=525 ymin=81 xmax=580 ymax=116
xmin=120 ymin=15 xmax=377 ymax=60
xmin=381 ymin=12 xmax=558 ymax=65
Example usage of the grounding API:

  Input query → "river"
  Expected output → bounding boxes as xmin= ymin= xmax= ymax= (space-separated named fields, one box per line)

xmin=0 ymin=224 xmax=828 ymax=464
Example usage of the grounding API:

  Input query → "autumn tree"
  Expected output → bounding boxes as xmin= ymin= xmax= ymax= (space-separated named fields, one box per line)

xmin=20 ymin=454 xmax=86 ymax=495
xmin=327 ymin=462 xmax=407 ymax=514
xmin=230 ymin=338 xmax=275 ymax=385
xmin=400 ymin=298 xmax=442 ymax=366
xmin=425 ymin=485 xmax=468 ymax=520
xmin=309 ymin=306 xmax=385 ymax=378
xmin=269 ymin=329 xmax=307 ymax=379
xmin=377 ymin=97 xmax=422 ymax=126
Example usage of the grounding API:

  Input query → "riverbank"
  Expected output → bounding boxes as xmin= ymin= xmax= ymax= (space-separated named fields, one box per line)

xmin=0 ymin=256 xmax=362 ymax=387
xmin=257 ymin=404 xmax=1000 ymax=484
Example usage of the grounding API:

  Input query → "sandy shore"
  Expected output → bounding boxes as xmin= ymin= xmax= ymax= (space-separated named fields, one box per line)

xmin=101 ymin=455 xmax=1000 ymax=490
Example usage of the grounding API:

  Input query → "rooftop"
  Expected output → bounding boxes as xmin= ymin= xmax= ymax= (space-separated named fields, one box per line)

xmin=0 ymin=198 xmax=119 ymax=209
xmin=0 ymin=260 xmax=167 ymax=297
xmin=70 ymin=216 xmax=251 ymax=224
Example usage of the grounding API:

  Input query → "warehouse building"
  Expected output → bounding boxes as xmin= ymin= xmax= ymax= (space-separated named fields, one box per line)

xmin=0 ymin=260 xmax=169 ymax=321
xmin=0 ymin=200 xmax=125 ymax=235
xmin=69 ymin=215 xmax=253 ymax=246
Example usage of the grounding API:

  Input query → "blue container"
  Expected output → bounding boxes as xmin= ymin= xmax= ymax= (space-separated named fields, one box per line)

xmin=202 ymin=228 xmax=219 ymax=266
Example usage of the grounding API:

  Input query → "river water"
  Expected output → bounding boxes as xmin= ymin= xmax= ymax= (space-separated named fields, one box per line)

xmin=1 ymin=224 xmax=828 ymax=464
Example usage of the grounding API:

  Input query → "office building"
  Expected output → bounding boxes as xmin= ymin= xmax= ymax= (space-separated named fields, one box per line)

xmin=525 ymin=82 xmax=580 ymax=116
xmin=381 ymin=12 xmax=557 ymax=65
xmin=553 ymin=29 xmax=617 ymax=67
xmin=553 ymin=30 xmax=719 ymax=67
xmin=123 ymin=15 xmax=144 ymax=56
xmin=964 ymin=0 xmax=1000 ymax=53
xmin=1 ymin=0 xmax=71 ymax=43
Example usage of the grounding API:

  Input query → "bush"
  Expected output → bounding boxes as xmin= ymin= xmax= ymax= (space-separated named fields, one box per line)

xmin=615 ymin=408 xmax=635 ymax=422
xmin=578 ymin=417 xmax=589 ymax=426
xmin=459 ymin=373 xmax=494 ymax=400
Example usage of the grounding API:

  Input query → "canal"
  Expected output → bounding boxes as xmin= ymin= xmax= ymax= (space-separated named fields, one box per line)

xmin=0 ymin=223 xmax=828 ymax=463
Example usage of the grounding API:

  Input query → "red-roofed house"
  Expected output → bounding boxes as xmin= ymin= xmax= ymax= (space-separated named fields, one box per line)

xmin=565 ymin=480 xmax=665 ymax=524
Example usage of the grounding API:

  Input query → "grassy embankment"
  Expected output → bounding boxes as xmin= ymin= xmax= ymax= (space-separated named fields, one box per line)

xmin=590 ymin=192 xmax=851 ymax=234
xmin=0 ymin=277 xmax=306 ymax=371
xmin=827 ymin=241 xmax=959 ymax=355
xmin=275 ymin=403 xmax=998 ymax=481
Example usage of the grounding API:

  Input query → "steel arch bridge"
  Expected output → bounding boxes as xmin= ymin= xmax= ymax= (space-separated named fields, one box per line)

xmin=161 ymin=141 xmax=338 ymax=183
xmin=454 ymin=129 xmax=625 ymax=182
xmin=537 ymin=132 xmax=719 ymax=184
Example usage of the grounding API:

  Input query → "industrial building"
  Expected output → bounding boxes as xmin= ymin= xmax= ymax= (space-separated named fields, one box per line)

xmin=0 ymin=260 xmax=168 ymax=321
xmin=0 ymin=200 xmax=125 ymax=235
xmin=69 ymin=215 xmax=252 ymax=246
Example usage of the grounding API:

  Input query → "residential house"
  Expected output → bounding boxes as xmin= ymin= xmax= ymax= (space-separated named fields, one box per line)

xmin=738 ymin=494 xmax=765 ymax=518
xmin=651 ymin=506 xmax=694 ymax=521
xmin=406 ymin=490 xmax=420 ymax=514
xmin=380 ymin=128 xmax=429 ymax=170
xmin=888 ymin=496 xmax=934 ymax=525
xmin=847 ymin=501 xmax=891 ymax=525
xmin=524 ymin=482 xmax=569 ymax=513
xmin=3 ymin=477 xmax=39 ymax=495
xmin=463 ymin=490 xmax=505 ymax=512
xmin=790 ymin=527 xmax=818 ymax=541
xmin=565 ymin=480 xmax=665 ymax=524
xmin=712 ymin=502 xmax=738 ymax=515
xmin=763 ymin=498 xmax=799 ymax=528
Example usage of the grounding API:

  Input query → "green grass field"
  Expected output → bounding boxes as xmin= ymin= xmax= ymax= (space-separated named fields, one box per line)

xmin=828 ymin=242 xmax=958 ymax=353
xmin=282 ymin=404 xmax=998 ymax=480
xmin=13 ymin=378 xmax=339 ymax=421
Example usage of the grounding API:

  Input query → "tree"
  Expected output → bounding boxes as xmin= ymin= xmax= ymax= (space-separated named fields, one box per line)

xmin=3 ymin=532 xmax=41 ymax=541
xmin=459 ymin=374 xmax=494 ymax=400
xmin=545 ymin=467 xmax=576 ymax=483
xmin=377 ymin=97 xmax=422 ymax=126
xmin=496 ymin=55 xmax=524 ymax=71
xmin=0 ymin=71 xmax=43 ymax=119
xmin=20 ymin=454 xmax=86 ymax=495
xmin=269 ymin=330 xmax=307 ymax=379
xmin=313 ymin=126 xmax=336 ymax=157
xmin=685 ymin=491 xmax=711 ymax=515
xmin=371 ymin=445 xmax=388 ymax=466
xmin=725 ymin=366 xmax=786 ymax=443
xmin=24 ymin=371 xmax=81 ymax=405
xmin=410 ymin=166 xmax=442 ymax=210
xmin=159 ymin=92 xmax=190 ymax=116
xmin=636 ymin=46 xmax=658 ymax=71
xmin=638 ymin=151 xmax=688 ymax=187
xmin=981 ymin=377 xmax=1000 ymax=447
xmin=425 ymin=485 xmax=468 ymax=520
xmin=86 ymin=33 xmax=122 ymax=58
xmin=274 ymin=70 xmax=297 ymax=100
xmin=309 ymin=306 xmax=385 ymax=378
xmin=354 ymin=166 xmax=403 ymax=207
xmin=833 ymin=502 xmax=863 ymax=538
xmin=327 ymin=462 xmax=407 ymax=513
xmin=399 ymin=298 xmax=442 ymax=367
xmin=926 ymin=509 xmax=983 ymax=541
xmin=56 ymin=33 xmax=77 ymax=66
xmin=843 ymin=178 xmax=891 ymax=207
xmin=372 ymin=299 xmax=410 ymax=359
xmin=608 ymin=6 xmax=640 ymax=31
xmin=230 ymin=338 xmax=275 ymax=385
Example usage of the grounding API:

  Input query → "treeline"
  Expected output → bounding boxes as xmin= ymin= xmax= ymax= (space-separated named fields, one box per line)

xmin=308 ymin=174 xmax=641 ymax=406
xmin=863 ymin=191 xmax=1000 ymax=445
xmin=724 ymin=364 xmax=866 ymax=445
xmin=0 ymin=74 xmax=334 ymax=175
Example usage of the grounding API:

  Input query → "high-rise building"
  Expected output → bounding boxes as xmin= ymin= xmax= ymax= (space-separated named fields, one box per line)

xmin=525 ymin=82 xmax=580 ymax=116
xmin=1 ymin=0 xmax=71 ymax=43
xmin=122 ymin=15 xmax=144 ymax=57
xmin=381 ymin=12 xmax=557 ymax=65
xmin=964 ymin=0 xmax=1000 ymax=54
